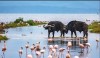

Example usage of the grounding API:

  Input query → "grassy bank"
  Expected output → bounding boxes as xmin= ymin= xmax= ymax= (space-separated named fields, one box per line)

xmin=0 ymin=35 xmax=8 ymax=40
xmin=88 ymin=21 xmax=100 ymax=33
xmin=0 ymin=17 xmax=47 ymax=31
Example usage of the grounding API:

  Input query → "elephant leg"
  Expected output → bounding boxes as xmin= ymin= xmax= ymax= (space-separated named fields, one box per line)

xmin=52 ymin=31 xmax=55 ymax=38
xmin=48 ymin=31 xmax=50 ymax=38
xmin=74 ymin=31 xmax=77 ymax=37
xmin=71 ymin=31 xmax=73 ymax=38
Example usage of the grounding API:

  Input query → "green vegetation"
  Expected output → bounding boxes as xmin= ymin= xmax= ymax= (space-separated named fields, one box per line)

xmin=14 ymin=17 xmax=23 ymax=23
xmin=0 ymin=35 xmax=8 ymax=40
xmin=0 ymin=17 xmax=47 ymax=33
xmin=88 ymin=21 xmax=100 ymax=33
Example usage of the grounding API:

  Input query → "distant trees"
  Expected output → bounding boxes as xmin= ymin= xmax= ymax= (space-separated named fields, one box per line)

xmin=26 ymin=20 xmax=34 ymax=25
xmin=14 ymin=17 xmax=23 ymax=23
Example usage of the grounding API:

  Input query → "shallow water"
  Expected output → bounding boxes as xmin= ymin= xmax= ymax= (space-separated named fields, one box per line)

xmin=0 ymin=25 xmax=100 ymax=58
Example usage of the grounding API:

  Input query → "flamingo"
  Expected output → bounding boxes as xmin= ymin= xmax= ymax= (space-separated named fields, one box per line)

xmin=51 ymin=48 xmax=56 ymax=57
xmin=36 ymin=42 xmax=41 ymax=51
xmin=54 ymin=45 xmax=59 ymax=49
xmin=36 ymin=51 xmax=41 ymax=58
xmin=54 ymin=45 xmax=59 ymax=57
xmin=30 ymin=44 xmax=35 ymax=57
xmin=40 ymin=49 xmax=45 ymax=58
xmin=85 ymin=43 xmax=91 ymax=53
xmin=96 ymin=39 xmax=99 ymax=47
xmin=66 ymin=53 xmax=71 ymax=58
xmin=78 ymin=38 xmax=84 ymax=53
xmin=2 ymin=41 xmax=6 ymax=58
xmin=74 ymin=56 xmax=79 ymax=58
xmin=67 ymin=41 xmax=72 ymax=53
xmin=59 ymin=48 xmax=65 ymax=58
xmin=19 ymin=47 xmax=23 ymax=58
xmin=27 ymin=54 xmax=33 ymax=58
xmin=48 ymin=38 xmax=53 ymax=42
xmin=49 ymin=45 xmax=53 ymax=54
xmin=25 ymin=42 xmax=29 ymax=58
xmin=48 ymin=54 xmax=52 ymax=58
xmin=40 ymin=47 xmax=46 ymax=58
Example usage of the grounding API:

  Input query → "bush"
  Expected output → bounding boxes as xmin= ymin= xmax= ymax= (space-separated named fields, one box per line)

xmin=14 ymin=17 xmax=23 ymax=23
xmin=26 ymin=20 xmax=34 ymax=25
xmin=0 ymin=35 xmax=8 ymax=40
xmin=88 ymin=21 xmax=100 ymax=33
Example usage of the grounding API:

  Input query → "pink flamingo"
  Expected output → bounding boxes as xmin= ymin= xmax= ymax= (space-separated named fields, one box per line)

xmin=85 ymin=43 xmax=91 ymax=53
xmin=49 ymin=45 xmax=53 ymax=55
xmin=25 ymin=42 xmax=29 ymax=58
xmin=2 ymin=41 xmax=6 ymax=58
xmin=48 ymin=38 xmax=53 ymax=42
xmin=30 ymin=44 xmax=35 ymax=53
xmin=48 ymin=54 xmax=52 ymax=58
xmin=78 ymin=39 xmax=84 ymax=53
xmin=66 ymin=53 xmax=71 ymax=58
xmin=19 ymin=47 xmax=23 ymax=58
xmin=74 ymin=56 xmax=79 ymax=58
xmin=59 ymin=48 xmax=65 ymax=58
xmin=36 ymin=51 xmax=41 ymax=58
xmin=27 ymin=54 xmax=33 ymax=58
xmin=96 ymin=39 xmax=99 ymax=47
xmin=36 ymin=42 xmax=41 ymax=51
xmin=40 ymin=47 xmax=46 ymax=58
xmin=67 ymin=41 xmax=72 ymax=53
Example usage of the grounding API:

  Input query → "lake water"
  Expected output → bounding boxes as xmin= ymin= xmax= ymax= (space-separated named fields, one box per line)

xmin=0 ymin=25 xmax=100 ymax=58
xmin=0 ymin=14 xmax=99 ymax=25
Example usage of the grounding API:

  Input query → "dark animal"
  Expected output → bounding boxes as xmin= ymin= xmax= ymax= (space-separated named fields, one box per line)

xmin=66 ymin=21 xmax=88 ymax=38
xmin=43 ymin=21 xmax=66 ymax=38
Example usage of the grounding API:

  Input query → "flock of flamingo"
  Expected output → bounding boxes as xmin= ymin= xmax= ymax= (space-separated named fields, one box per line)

xmin=1 ymin=38 xmax=99 ymax=58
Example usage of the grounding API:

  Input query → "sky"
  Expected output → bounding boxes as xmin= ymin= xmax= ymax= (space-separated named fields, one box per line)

xmin=0 ymin=1 xmax=99 ymax=13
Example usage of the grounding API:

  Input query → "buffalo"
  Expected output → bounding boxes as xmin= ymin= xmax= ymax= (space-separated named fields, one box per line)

xmin=66 ymin=20 xmax=88 ymax=38
xmin=43 ymin=21 xmax=66 ymax=38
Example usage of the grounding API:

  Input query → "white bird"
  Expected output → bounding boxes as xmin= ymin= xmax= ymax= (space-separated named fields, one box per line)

xmin=27 ymin=54 xmax=33 ymax=58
